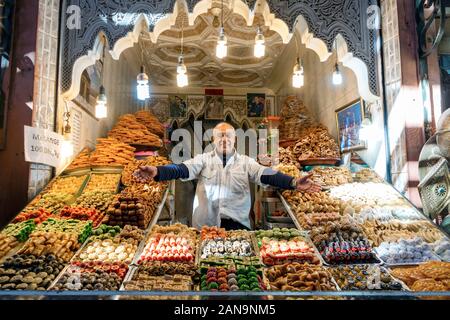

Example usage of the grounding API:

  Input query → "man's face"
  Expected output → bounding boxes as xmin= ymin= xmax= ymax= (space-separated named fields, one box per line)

xmin=213 ymin=125 xmax=236 ymax=155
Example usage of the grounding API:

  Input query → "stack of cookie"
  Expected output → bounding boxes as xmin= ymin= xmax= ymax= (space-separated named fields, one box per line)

xmin=135 ymin=110 xmax=165 ymax=138
xmin=108 ymin=114 xmax=162 ymax=147
xmin=90 ymin=138 xmax=136 ymax=166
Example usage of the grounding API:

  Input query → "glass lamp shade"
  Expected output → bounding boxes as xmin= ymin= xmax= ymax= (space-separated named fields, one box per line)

xmin=254 ymin=28 xmax=265 ymax=58
xmin=332 ymin=65 xmax=343 ymax=85
xmin=216 ymin=27 xmax=227 ymax=59
xmin=177 ymin=72 xmax=188 ymax=87
xmin=95 ymin=85 xmax=107 ymax=119
xmin=292 ymin=59 xmax=304 ymax=88
xmin=137 ymin=66 xmax=150 ymax=100
xmin=95 ymin=101 xmax=107 ymax=119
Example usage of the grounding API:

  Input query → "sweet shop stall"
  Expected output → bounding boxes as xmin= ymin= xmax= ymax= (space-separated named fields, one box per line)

xmin=0 ymin=0 xmax=449 ymax=300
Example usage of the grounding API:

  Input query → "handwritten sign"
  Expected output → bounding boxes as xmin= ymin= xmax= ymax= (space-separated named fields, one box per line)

xmin=24 ymin=126 xmax=63 ymax=167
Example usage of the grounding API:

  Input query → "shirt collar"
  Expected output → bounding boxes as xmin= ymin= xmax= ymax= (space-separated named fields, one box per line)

xmin=213 ymin=149 xmax=237 ymax=167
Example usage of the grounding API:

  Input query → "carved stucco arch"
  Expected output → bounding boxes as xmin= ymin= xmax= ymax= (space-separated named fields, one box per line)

xmin=61 ymin=0 xmax=379 ymax=102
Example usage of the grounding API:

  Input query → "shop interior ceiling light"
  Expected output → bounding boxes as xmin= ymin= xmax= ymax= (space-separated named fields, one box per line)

xmin=332 ymin=64 xmax=343 ymax=85
xmin=216 ymin=27 xmax=227 ymax=59
xmin=177 ymin=19 xmax=188 ymax=87
xmin=292 ymin=57 xmax=304 ymax=88
xmin=254 ymin=27 xmax=265 ymax=58
xmin=177 ymin=55 xmax=188 ymax=87
xmin=216 ymin=0 xmax=227 ymax=59
xmin=96 ymin=36 xmax=108 ymax=119
xmin=137 ymin=65 xmax=150 ymax=101
xmin=95 ymin=85 xmax=108 ymax=119
xmin=332 ymin=39 xmax=343 ymax=86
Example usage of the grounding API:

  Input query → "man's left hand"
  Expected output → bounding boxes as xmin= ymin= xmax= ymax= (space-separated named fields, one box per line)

xmin=295 ymin=173 xmax=322 ymax=193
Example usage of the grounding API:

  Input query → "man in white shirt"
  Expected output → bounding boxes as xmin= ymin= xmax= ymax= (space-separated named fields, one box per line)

xmin=134 ymin=122 xmax=321 ymax=230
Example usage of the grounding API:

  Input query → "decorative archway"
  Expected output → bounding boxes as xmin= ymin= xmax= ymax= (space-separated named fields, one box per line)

xmin=61 ymin=0 xmax=379 ymax=101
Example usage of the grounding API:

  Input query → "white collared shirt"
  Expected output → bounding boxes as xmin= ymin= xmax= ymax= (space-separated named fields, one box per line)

xmin=180 ymin=150 xmax=267 ymax=229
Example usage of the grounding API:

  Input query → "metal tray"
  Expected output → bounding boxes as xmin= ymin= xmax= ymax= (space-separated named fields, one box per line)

xmin=129 ymin=185 xmax=174 ymax=266
xmin=197 ymin=231 xmax=262 ymax=265
xmin=258 ymin=233 xmax=324 ymax=267
xmin=374 ymin=249 xmax=442 ymax=267
xmin=278 ymin=192 xmax=304 ymax=231
xmin=325 ymin=264 xmax=410 ymax=291
xmin=80 ymin=172 xmax=122 ymax=195
xmin=0 ymin=242 xmax=25 ymax=264
xmin=263 ymin=265 xmax=341 ymax=294
xmin=62 ymin=167 xmax=91 ymax=176
xmin=90 ymin=166 xmax=124 ymax=173
xmin=119 ymin=265 xmax=139 ymax=291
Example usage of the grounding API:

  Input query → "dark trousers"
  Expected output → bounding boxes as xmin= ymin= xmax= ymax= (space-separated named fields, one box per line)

xmin=220 ymin=218 xmax=249 ymax=230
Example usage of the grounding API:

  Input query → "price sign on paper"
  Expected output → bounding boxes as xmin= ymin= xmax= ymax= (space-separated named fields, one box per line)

xmin=24 ymin=125 xmax=63 ymax=167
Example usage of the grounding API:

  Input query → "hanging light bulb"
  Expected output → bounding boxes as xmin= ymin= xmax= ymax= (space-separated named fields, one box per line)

xmin=177 ymin=55 xmax=188 ymax=87
xmin=216 ymin=0 xmax=227 ymax=59
xmin=137 ymin=65 xmax=150 ymax=101
xmin=292 ymin=58 xmax=304 ymax=88
xmin=332 ymin=64 xmax=343 ymax=85
xmin=216 ymin=27 xmax=227 ymax=59
xmin=96 ymin=36 xmax=108 ymax=119
xmin=176 ymin=18 xmax=188 ymax=87
xmin=95 ymin=85 xmax=108 ymax=119
xmin=254 ymin=27 xmax=265 ymax=58
xmin=61 ymin=134 xmax=74 ymax=158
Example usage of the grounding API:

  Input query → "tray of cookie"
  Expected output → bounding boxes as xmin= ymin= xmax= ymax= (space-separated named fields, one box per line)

xmin=264 ymin=262 xmax=341 ymax=294
xmin=308 ymin=217 xmax=382 ymax=265
xmin=133 ymin=224 xmax=199 ymax=274
xmin=278 ymin=190 xmax=345 ymax=233
xmin=254 ymin=228 xmax=323 ymax=266
xmin=374 ymin=237 xmax=443 ymax=267
xmin=198 ymin=228 xmax=262 ymax=263
xmin=327 ymin=264 xmax=410 ymax=291
xmin=388 ymin=261 xmax=450 ymax=295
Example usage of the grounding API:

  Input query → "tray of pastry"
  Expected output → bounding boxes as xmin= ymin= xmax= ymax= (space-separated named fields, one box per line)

xmin=308 ymin=217 xmax=382 ymax=266
xmin=264 ymin=262 xmax=341 ymax=292
xmin=374 ymin=238 xmax=443 ymax=267
xmin=327 ymin=264 xmax=410 ymax=291
xmin=81 ymin=172 xmax=122 ymax=195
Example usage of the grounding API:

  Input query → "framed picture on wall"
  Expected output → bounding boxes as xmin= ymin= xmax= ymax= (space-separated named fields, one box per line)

xmin=169 ymin=94 xmax=188 ymax=118
xmin=205 ymin=95 xmax=224 ymax=119
xmin=247 ymin=93 xmax=266 ymax=118
xmin=335 ymin=98 xmax=367 ymax=153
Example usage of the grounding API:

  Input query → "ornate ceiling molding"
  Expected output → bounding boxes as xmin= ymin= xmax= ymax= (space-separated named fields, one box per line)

xmin=61 ymin=0 xmax=379 ymax=101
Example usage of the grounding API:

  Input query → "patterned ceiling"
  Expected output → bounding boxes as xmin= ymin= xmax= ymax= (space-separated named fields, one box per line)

xmin=135 ymin=9 xmax=285 ymax=87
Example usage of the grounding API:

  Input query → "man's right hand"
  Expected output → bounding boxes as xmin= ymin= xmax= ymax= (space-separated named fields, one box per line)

xmin=133 ymin=166 xmax=158 ymax=183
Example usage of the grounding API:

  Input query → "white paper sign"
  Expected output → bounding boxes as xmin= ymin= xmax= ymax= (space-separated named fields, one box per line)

xmin=24 ymin=126 xmax=63 ymax=167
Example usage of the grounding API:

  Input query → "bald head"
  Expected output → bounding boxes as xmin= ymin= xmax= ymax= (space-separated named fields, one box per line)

xmin=213 ymin=122 xmax=236 ymax=155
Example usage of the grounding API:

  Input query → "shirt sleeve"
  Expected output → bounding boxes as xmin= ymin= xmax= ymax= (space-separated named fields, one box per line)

xmin=245 ymin=156 xmax=271 ymax=186
xmin=154 ymin=164 xmax=190 ymax=182
xmin=179 ymin=153 xmax=206 ymax=181
xmin=245 ymin=156 xmax=295 ymax=189
xmin=260 ymin=168 xmax=295 ymax=190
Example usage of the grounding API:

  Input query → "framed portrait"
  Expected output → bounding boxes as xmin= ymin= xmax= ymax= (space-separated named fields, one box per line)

xmin=247 ymin=93 xmax=266 ymax=118
xmin=205 ymin=95 xmax=224 ymax=119
xmin=169 ymin=94 xmax=188 ymax=119
xmin=335 ymin=98 xmax=367 ymax=153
